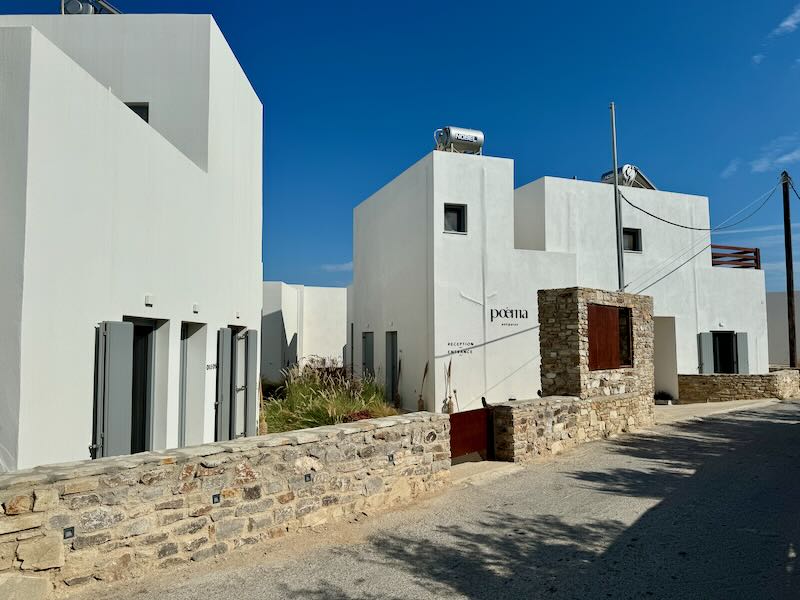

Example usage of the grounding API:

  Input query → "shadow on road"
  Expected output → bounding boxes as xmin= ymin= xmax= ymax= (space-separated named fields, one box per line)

xmin=285 ymin=403 xmax=800 ymax=599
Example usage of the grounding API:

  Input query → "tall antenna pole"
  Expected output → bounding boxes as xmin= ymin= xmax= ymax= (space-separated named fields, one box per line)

xmin=610 ymin=102 xmax=625 ymax=290
xmin=782 ymin=170 xmax=797 ymax=368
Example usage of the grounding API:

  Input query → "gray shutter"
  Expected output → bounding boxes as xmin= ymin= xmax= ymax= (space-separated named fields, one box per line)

xmin=736 ymin=332 xmax=749 ymax=374
xmin=698 ymin=332 xmax=714 ymax=374
xmin=215 ymin=328 xmax=232 ymax=442
xmin=245 ymin=329 xmax=259 ymax=437
xmin=94 ymin=321 xmax=134 ymax=458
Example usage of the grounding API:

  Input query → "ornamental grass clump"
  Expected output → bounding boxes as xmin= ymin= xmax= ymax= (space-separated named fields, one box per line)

xmin=262 ymin=360 xmax=398 ymax=433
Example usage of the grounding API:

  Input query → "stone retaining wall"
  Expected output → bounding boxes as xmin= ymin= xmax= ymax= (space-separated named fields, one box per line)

xmin=0 ymin=412 xmax=450 ymax=596
xmin=677 ymin=370 xmax=800 ymax=404
xmin=493 ymin=393 xmax=654 ymax=462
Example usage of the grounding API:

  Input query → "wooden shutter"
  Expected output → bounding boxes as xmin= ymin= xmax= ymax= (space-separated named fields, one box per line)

xmin=588 ymin=304 xmax=620 ymax=370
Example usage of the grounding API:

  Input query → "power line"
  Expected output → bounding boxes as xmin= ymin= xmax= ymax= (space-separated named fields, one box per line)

xmin=790 ymin=177 xmax=800 ymax=203
xmin=634 ymin=243 xmax=712 ymax=294
xmin=621 ymin=182 xmax=780 ymax=292
xmin=619 ymin=185 xmax=778 ymax=232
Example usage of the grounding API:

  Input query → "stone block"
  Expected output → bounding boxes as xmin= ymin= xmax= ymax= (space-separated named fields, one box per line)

xmin=62 ymin=479 xmax=99 ymax=495
xmin=17 ymin=534 xmax=64 ymax=570
xmin=31 ymin=489 xmax=58 ymax=513
xmin=235 ymin=499 xmax=274 ymax=517
xmin=157 ymin=542 xmax=179 ymax=559
xmin=191 ymin=542 xmax=228 ymax=562
xmin=173 ymin=517 xmax=207 ymax=536
xmin=0 ymin=514 xmax=44 ymax=536
xmin=3 ymin=495 xmax=32 ymax=516
xmin=0 ymin=574 xmax=50 ymax=600
xmin=72 ymin=531 xmax=111 ymax=550
xmin=79 ymin=507 xmax=124 ymax=532
xmin=0 ymin=541 xmax=15 ymax=571
xmin=214 ymin=518 xmax=246 ymax=541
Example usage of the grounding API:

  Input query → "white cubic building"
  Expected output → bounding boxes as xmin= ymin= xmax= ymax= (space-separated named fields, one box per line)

xmin=766 ymin=291 xmax=799 ymax=367
xmin=0 ymin=13 xmax=262 ymax=471
xmin=348 ymin=150 xmax=768 ymax=412
xmin=261 ymin=283 xmax=348 ymax=382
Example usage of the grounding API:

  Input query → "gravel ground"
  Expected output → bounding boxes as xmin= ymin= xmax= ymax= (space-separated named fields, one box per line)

xmin=67 ymin=401 xmax=800 ymax=600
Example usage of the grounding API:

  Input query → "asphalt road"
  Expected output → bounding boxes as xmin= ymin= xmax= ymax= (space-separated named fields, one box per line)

xmin=69 ymin=401 xmax=800 ymax=600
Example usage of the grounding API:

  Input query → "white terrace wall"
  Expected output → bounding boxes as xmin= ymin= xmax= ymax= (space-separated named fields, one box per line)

xmin=0 ymin=413 xmax=450 ymax=595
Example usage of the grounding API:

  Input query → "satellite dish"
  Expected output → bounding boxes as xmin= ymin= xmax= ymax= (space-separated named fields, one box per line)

xmin=61 ymin=0 xmax=121 ymax=14
xmin=620 ymin=164 xmax=637 ymax=186
xmin=63 ymin=0 xmax=94 ymax=14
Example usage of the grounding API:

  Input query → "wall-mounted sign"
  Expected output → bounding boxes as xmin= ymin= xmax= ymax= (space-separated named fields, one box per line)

xmin=447 ymin=341 xmax=476 ymax=355
xmin=489 ymin=308 xmax=529 ymax=327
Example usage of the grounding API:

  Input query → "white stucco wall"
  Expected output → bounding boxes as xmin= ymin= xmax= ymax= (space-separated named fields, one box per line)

xmin=261 ymin=283 xmax=346 ymax=381
xmin=431 ymin=152 xmax=575 ymax=411
xmin=515 ymin=177 xmax=769 ymax=377
xmin=0 ymin=28 xmax=31 ymax=472
xmin=301 ymin=287 xmax=347 ymax=364
xmin=352 ymin=155 xmax=433 ymax=410
xmin=0 ymin=16 xmax=262 ymax=471
xmin=0 ymin=14 xmax=212 ymax=169
xmin=766 ymin=292 xmax=797 ymax=366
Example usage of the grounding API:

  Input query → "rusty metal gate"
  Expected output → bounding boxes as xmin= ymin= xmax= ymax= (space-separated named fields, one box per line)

xmin=449 ymin=407 xmax=494 ymax=460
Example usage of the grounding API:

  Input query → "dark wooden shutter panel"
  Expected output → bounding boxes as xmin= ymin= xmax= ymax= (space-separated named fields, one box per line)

xmin=588 ymin=304 xmax=620 ymax=370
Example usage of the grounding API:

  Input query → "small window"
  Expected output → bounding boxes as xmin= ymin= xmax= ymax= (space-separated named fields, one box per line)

xmin=588 ymin=304 xmax=633 ymax=370
xmin=125 ymin=102 xmax=149 ymax=123
xmin=444 ymin=204 xmax=467 ymax=233
xmin=623 ymin=228 xmax=642 ymax=252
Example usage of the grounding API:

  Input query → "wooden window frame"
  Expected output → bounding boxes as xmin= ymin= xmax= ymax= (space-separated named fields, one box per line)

xmin=588 ymin=304 xmax=634 ymax=371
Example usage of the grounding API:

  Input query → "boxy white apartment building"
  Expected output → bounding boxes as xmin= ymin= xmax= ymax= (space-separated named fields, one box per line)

xmin=0 ymin=13 xmax=262 ymax=471
xmin=348 ymin=149 xmax=768 ymax=413
xmin=261 ymin=283 xmax=348 ymax=382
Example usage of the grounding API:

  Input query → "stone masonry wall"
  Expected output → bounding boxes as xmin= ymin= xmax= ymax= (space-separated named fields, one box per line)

xmin=0 ymin=413 xmax=450 ymax=596
xmin=538 ymin=288 xmax=655 ymax=400
xmin=493 ymin=393 xmax=654 ymax=462
xmin=677 ymin=370 xmax=800 ymax=404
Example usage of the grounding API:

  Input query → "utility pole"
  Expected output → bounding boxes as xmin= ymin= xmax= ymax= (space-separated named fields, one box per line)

xmin=783 ymin=170 xmax=797 ymax=368
xmin=610 ymin=102 xmax=625 ymax=290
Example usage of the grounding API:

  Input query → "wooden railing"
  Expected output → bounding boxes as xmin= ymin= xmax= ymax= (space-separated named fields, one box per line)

xmin=711 ymin=244 xmax=761 ymax=269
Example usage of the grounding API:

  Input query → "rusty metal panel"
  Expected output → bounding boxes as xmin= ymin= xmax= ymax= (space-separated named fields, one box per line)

xmin=450 ymin=407 xmax=493 ymax=460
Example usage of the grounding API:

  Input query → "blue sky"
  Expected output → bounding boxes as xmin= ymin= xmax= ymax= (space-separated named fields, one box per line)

xmin=6 ymin=1 xmax=800 ymax=289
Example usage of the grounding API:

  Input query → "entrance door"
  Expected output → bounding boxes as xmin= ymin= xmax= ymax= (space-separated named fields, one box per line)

xmin=712 ymin=331 xmax=738 ymax=374
xmin=92 ymin=321 xmax=134 ymax=458
xmin=178 ymin=324 xmax=189 ymax=448
xmin=385 ymin=331 xmax=398 ymax=405
xmin=215 ymin=328 xmax=232 ymax=441
xmin=216 ymin=327 xmax=259 ymax=441
xmin=130 ymin=322 xmax=155 ymax=454
xmin=231 ymin=328 xmax=247 ymax=439
xmin=362 ymin=332 xmax=374 ymax=378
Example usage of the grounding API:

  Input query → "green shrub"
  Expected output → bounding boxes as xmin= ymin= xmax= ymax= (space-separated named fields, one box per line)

xmin=261 ymin=362 xmax=398 ymax=433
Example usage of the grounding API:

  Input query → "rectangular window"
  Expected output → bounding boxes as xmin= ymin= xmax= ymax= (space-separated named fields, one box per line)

xmin=588 ymin=304 xmax=633 ymax=370
xmin=125 ymin=102 xmax=149 ymax=123
xmin=623 ymin=228 xmax=642 ymax=252
xmin=444 ymin=204 xmax=467 ymax=233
